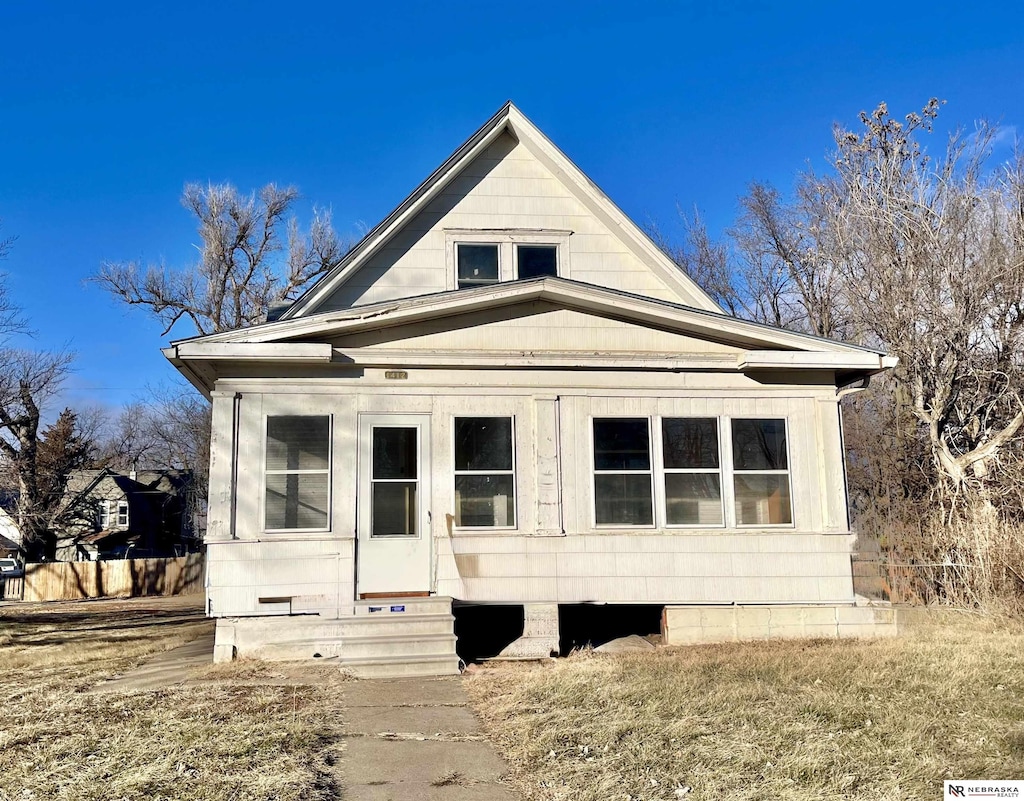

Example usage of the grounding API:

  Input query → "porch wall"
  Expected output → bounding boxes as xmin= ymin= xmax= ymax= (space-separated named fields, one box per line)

xmin=204 ymin=370 xmax=854 ymax=616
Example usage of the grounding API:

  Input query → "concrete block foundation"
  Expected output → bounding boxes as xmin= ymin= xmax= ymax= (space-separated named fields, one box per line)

xmin=662 ymin=604 xmax=898 ymax=646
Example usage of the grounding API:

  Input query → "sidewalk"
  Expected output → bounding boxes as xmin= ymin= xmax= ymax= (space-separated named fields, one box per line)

xmin=340 ymin=676 xmax=519 ymax=800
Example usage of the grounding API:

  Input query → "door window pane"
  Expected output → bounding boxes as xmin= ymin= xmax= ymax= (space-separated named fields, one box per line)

xmin=517 ymin=245 xmax=557 ymax=279
xmin=373 ymin=427 xmax=417 ymax=479
xmin=457 ymin=244 xmax=499 ymax=288
xmin=372 ymin=482 xmax=418 ymax=537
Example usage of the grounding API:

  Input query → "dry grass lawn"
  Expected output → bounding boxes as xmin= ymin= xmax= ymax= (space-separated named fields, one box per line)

xmin=467 ymin=616 xmax=1024 ymax=801
xmin=0 ymin=597 xmax=347 ymax=801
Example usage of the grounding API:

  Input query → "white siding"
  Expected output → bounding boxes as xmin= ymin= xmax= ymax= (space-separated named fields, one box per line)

xmin=333 ymin=303 xmax=743 ymax=355
xmin=317 ymin=132 xmax=688 ymax=310
xmin=205 ymin=369 xmax=853 ymax=614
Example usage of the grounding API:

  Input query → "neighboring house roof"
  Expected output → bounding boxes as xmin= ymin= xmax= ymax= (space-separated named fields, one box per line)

xmin=279 ymin=101 xmax=724 ymax=319
xmin=0 ymin=532 xmax=19 ymax=554
xmin=166 ymin=276 xmax=896 ymax=397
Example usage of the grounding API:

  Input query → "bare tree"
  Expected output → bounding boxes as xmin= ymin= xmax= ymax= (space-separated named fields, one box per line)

xmin=93 ymin=183 xmax=348 ymax=336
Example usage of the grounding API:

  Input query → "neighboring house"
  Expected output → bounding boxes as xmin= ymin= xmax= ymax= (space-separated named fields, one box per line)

xmin=54 ymin=469 xmax=197 ymax=561
xmin=0 ymin=507 xmax=21 ymax=557
xmin=165 ymin=102 xmax=896 ymax=676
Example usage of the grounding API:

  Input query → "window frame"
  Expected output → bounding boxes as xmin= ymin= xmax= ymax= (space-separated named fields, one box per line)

xmin=445 ymin=229 xmax=571 ymax=289
xmin=591 ymin=416 xmax=657 ymax=529
xmin=116 ymin=500 xmax=129 ymax=528
xmin=589 ymin=414 xmax=795 ymax=530
xmin=452 ymin=415 xmax=518 ymax=531
xmin=659 ymin=417 xmax=726 ymax=529
xmin=98 ymin=500 xmax=111 ymax=530
xmin=729 ymin=417 xmax=794 ymax=529
xmin=262 ymin=414 xmax=333 ymax=534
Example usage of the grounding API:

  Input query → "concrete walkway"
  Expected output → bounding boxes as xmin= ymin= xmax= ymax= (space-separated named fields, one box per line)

xmin=339 ymin=676 xmax=519 ymax=800
xmin=91 ymin=629 xmax=215 ymax=692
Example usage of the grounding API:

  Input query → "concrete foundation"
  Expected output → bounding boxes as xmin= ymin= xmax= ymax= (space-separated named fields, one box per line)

xmin=497 ymin=603 xmax=560 ymax=658
xmin=662 ymin=603 xmax=898 ymax=645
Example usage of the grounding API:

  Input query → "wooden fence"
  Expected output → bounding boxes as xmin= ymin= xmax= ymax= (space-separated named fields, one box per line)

xmin=21 ymin=554 xmax=205 ymax=602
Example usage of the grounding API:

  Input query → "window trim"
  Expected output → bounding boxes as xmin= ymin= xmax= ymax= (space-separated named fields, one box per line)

xmin=452 ymin=415 xmax=518 ymax=531
xmin=591 ymin=416 xmax=657 ymax=530
xmin=98 ymin=500 xmax=111 ymax=530
xmin=660 ymin=417 xmax=726 ymax=529
xmin=590 ymin=415 xmax=795 ymax=530
xmin=116 ymin=500 xmax=129 ymax=528
xmin=729 ymin=416 xmax=794 ymax=529
xmin=445 ymin=229 xmax=571 ymax=289
xmin=262 ymin=414 xmax=333 ymax=534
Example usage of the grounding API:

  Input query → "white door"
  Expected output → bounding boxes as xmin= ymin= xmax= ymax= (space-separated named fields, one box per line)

xmin=357 ymin=414 xmax=432 ymax=597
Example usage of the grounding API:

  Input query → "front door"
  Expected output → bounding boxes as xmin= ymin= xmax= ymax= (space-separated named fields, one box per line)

xmin=357 ymin=414 xmax=432 ymax=597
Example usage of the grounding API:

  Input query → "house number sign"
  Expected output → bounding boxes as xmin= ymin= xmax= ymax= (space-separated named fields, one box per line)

xmin=385 ymin=370 xmax=408 ymax=380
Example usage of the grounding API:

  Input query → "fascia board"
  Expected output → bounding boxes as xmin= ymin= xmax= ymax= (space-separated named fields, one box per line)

xmin=737 ymin=351 xmax=888 ymax=370
xmin=172 ymin=342 xmax=334 ymax=361
xmin=173 ymin=278 xmax=885 ymax=357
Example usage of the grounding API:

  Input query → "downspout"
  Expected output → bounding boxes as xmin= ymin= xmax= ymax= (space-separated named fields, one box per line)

xmin=229 ymin=392 xmax=242 ymax=540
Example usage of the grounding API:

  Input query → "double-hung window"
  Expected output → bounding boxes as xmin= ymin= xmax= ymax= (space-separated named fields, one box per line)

xmin=593 ymin=418 xmax=654 ymax=526
xmin=592 ymin=415 xmax=792 ymax=528
xmin=453 ymin=417 xmax=516 ymax=527
xmin=662 ymin=418 xmax=723 ymax=526
xmin=117 ymin=501 xmax=129 ymax=527
xmin=265 ymin=416 xmax=331 ymax=531
xmin=731 ymin=418 xmax=792 ymax=525
xmin=98 ymin=500 xmax=111 ymax=529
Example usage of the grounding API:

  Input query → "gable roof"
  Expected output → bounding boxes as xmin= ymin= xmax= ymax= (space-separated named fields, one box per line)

xmin=281 ymin=102 xmax=723 ymax=318
xmin=166 ymin=276 xmax=896 ymax=396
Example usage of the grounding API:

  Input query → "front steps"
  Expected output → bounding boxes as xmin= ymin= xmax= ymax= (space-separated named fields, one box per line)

xmin=214 ymin=596 xmax=461 ymax=678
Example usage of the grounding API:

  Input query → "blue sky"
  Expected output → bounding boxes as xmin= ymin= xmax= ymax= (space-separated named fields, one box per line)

xmin=2 ymin=0 xmax=1023 ymax=413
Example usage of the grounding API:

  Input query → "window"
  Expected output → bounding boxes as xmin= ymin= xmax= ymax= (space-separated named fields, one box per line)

xmin=593 ymin=418 xmax=654 ymax=526
xmin=265 ymin=416 xmax=330 ymax=531
xmin=98 ymin=500 xmax=110 ymax=529
xmin=516 ymin=245 xmax=557 ymax=279
xmin=457 ymin=244 xmax=499 ymax=289
xmin=117 ymin=501 xmax=129 ymax=527
xmin=371 ymin=426 xmax=419 ymax=537
xmin=591 ymin=415 xmax=793 ymax=528
xmin=662 ymin=418 xmax=723 ymax=526
xmin=448 ymin=230 xmax=569 ymax=288
xmin=731 ymin=418 xmax=792 ymax=525
xmin=454 ymin=417 xmax=515 ymax=527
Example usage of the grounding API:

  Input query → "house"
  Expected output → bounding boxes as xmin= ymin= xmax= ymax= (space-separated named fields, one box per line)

xmin=0 ymin=507 xmax=21 ymax=557
xmin=53 ymin=469 xmax=197 ymax=561
xmin=165 ymin=102 xmax=897 ymax=676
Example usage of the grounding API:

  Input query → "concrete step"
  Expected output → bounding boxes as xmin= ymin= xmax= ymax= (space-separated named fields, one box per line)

xmin=283 ymin=632 xmax=457 ymax=661
xmin=353 ymin=596 xmax=454 ymax=616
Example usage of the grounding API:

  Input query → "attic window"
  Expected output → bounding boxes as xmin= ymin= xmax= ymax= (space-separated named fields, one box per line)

xmin=516 ymin=245 xmax=557 ymax=279
xmin=457 ymin=245 xmax=499 ymax=288
xmin=447 ymin=229 xmax=571 ymax=289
